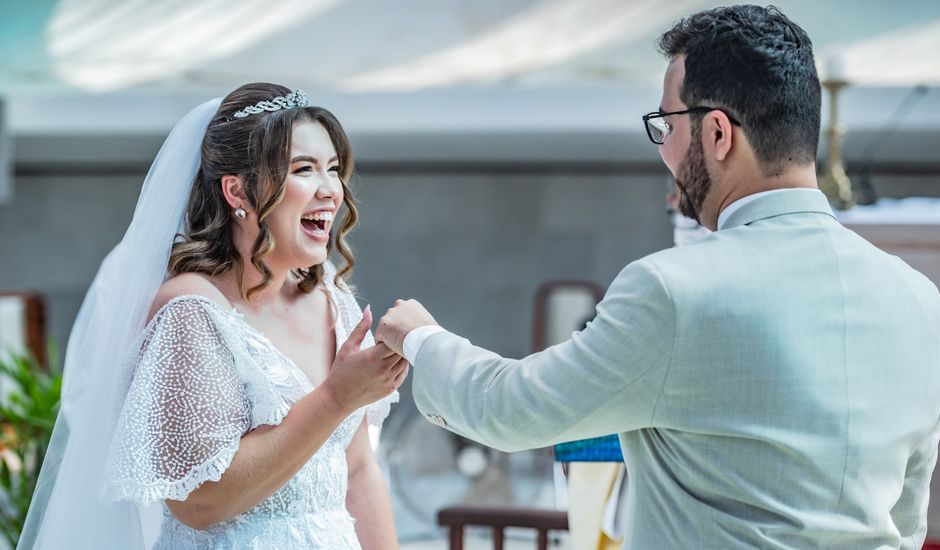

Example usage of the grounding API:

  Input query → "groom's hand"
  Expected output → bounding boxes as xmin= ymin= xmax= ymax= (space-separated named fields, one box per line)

xmin=376 ymin=299 xmax=438 ymax=357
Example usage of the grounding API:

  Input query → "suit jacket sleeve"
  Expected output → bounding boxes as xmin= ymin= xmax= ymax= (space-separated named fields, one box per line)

xmin=412 ymin=259 xmax=676 ymax=452
xmin=891 ymin=418 xmax=940 ymax=548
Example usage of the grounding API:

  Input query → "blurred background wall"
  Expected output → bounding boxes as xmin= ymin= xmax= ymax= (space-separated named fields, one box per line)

xmin=3 ymin=0 xmax=939 ymax=359
xmin=2 ymin=0 xmax=940 ymax=543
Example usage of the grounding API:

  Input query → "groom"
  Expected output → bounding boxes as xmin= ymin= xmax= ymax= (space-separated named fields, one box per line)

xmin=376 ymin=5 xmax=940 ymax=548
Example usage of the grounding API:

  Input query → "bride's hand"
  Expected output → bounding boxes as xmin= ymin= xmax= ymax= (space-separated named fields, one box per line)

xmin=321 ymin=306 xmax=409 ymax=414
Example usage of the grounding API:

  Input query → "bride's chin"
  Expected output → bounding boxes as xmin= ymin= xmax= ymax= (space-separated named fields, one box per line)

xmin=296 ymin=248 xmax=328 ymax=269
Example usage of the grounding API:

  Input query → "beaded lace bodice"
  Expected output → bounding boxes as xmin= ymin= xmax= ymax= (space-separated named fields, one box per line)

xmin=102 ymin=264 xmax=397 ymax=549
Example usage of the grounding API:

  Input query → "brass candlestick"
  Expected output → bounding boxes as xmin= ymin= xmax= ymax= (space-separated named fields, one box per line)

xmin=818 ymin=79 xmax=855 ymax=210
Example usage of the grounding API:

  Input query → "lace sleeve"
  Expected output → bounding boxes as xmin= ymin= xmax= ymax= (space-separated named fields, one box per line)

xmin=101 ymin=297 xmax=251 ymax=506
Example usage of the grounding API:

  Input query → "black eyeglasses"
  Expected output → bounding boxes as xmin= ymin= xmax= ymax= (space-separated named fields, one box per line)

xmin=642 ymin=107 xmax=742 ymax=145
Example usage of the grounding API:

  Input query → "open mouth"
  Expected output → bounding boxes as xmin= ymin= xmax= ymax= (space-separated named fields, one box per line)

xmin=300 ymin=210 xmax=333 ymax=239
xmin=301 ymin=218 xmax=327 ymax=231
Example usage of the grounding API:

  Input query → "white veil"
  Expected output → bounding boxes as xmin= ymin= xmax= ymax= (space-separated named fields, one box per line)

xmin=18 ymin=97 xmax=223 ymax=549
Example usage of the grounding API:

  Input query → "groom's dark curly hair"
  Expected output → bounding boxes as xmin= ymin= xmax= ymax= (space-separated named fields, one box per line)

xmin=658 ymin=5 xmax=821 ymax=176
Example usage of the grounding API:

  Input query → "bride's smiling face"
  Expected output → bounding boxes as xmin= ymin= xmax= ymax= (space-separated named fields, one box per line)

xmin=266 ymin=121 xmax=344 ymax=270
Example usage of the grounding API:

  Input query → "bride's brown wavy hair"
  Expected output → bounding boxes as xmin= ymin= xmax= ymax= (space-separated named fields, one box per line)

xmin=168 ymin=83 xmax=358 ymax=298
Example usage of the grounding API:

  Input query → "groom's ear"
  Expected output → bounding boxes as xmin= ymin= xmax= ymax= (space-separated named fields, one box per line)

xmin=220 ymin=175 xmax=247 ymax=209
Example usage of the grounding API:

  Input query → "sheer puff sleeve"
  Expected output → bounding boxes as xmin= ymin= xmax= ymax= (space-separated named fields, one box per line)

xmin=101 ymin=297 xmax=251 ymax=506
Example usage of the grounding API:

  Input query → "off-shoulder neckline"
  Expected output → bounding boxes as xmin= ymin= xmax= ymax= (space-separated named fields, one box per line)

xmin=148 ymin=293 xmax=332 ymax=391
xmin=152 ymin=293 xmax=242 ymax=321
xmin=152 ymin=280 xmax=344 ymax=330
xmin=149 ymin=259 xmax=346 ymax=327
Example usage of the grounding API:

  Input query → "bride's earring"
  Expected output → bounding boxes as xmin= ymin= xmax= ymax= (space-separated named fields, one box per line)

xmin=234 ymin=207 xmax=247 ymax=219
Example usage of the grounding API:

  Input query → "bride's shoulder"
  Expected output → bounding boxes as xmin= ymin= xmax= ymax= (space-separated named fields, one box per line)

xmin=148 ymin=273 xmax=230 ymax=323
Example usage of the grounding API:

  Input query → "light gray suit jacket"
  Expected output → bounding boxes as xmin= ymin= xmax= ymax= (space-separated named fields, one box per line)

xmin=412 ymin=189 xmax=940 ymax=549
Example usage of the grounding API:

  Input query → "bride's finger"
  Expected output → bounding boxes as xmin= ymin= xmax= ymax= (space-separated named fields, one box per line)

xmin=390 ymin=357 xmax=409 ymax=375
xmin=393 ymin=364 xmax=410 ymax=386
xmin=360 ymin=343 xmax=395 ymax=362
xmin=377 ymin=344 xmax=400 ymax=359
xmin=342 ymin=306 xmax=372 ymax=352
xmin=382 ymin=354 xmax=404 ymax=369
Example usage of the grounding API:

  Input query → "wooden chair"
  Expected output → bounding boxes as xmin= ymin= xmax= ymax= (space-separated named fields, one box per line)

xmin=0 ymin=291 xmax=47 ymax=365
xmin=436 ymin=281 xmax=607 ymax=549
xmin=437 ymin=505 xmax=568 ymax=550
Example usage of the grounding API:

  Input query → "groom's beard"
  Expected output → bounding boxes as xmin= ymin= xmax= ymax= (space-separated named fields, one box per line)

xmin=675 ymin=135 xmax=711 ymax=226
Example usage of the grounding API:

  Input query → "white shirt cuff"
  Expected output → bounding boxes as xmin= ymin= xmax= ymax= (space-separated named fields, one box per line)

xmin=403 ymin=325 xmax=446 ymax=364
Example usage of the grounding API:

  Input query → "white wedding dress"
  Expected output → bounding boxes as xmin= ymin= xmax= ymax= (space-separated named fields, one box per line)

xmin=101 ymin=262 xmax=397 ymax=549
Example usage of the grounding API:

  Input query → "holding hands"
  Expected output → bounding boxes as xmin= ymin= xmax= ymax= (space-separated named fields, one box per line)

xmin=375 ymin=299 xmax=438 ymax=357
xmin=322 ymin=298 xmax=436 ymax=414
xmin=322 ymin=306 xmax=409 ymax=414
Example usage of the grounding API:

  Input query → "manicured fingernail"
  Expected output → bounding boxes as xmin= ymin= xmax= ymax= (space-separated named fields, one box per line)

xmin=364 ymin=304 xmax=371 ymax=315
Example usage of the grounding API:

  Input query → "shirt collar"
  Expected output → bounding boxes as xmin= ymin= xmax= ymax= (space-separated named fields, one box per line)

xmin=717 ymin=188 xmax=825 ymax=230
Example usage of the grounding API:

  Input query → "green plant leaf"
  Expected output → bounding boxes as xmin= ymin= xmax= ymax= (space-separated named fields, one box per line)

xmin=0 ymin=345 xmax=63 ymax=546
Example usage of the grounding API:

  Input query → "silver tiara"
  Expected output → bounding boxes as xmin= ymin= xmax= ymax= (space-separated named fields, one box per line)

xmin=232 ymin=90 xmax=309 ymax=119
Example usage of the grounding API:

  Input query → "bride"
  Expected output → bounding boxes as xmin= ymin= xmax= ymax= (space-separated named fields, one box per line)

xmin=19 ymin=83 xmax=405 ymax=549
